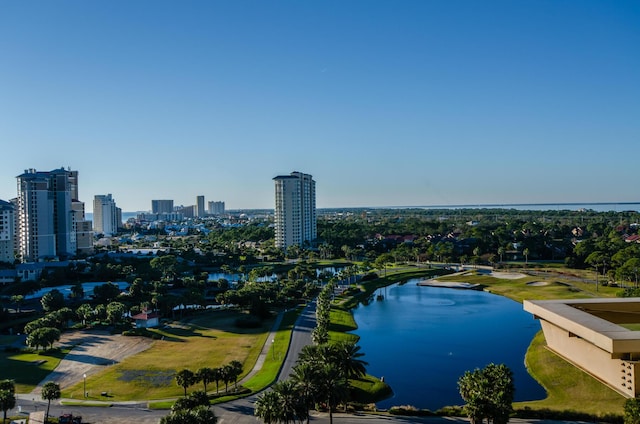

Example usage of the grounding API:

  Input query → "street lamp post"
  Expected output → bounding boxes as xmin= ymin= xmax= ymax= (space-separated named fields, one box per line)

xmin=83 ymin=373 xmax=87 ymax=398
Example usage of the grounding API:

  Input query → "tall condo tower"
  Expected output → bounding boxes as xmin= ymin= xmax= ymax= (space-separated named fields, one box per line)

xmin=0 ymin=199 xmax=14 ymax=264
xmin=152 ymin=199 xmax=174 ymax=214
xmin=196 ymin=195 xmax=205 ymax=218
xmin=93 ymin=194 xmax=120 ymax=236
xmin=273 ymin=171 xmax=316 ymax=249
xmin=16 ymin=168 xmax=77 ymax=261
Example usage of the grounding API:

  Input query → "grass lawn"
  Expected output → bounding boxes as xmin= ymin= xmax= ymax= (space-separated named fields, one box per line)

xmin=0 ymin=335 xmax=70 ymax=392
xmin=328 ymin=306 xmax=359 ymax=343
xmin=61 ymin=309 xmax=272 ymax=401
xmin=516 ymin=331 xmax=625 ymax=416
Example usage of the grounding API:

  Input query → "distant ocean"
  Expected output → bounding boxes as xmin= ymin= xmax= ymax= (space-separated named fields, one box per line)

xmin=85 ymin=203 xmax=640 ymax=224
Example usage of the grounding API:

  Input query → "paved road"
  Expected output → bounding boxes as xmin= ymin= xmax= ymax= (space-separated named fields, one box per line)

xmin=216 ymin=300 xmax=317 ymax=424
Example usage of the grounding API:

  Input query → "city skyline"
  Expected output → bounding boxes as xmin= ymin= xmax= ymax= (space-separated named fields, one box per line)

xmin=1 ymin=1 xmax=639 ymax=213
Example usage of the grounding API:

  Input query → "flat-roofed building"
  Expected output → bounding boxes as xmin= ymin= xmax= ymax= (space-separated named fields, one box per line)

xmin=0 ymin=199 xmax=14 ymax=264
xmin=525 ymin=298 xmax=640 ymax=398
xmin=152 ymin=199 xmax=174 ymax=214
xmin=273 ymin=171 xmax=316 ymax=249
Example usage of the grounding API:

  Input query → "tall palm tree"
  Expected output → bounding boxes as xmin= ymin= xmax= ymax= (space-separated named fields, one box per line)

xmin=333 ymin=341 xmax=368 ymax=379
xmin=175 ymin=369 xmax=196 ymax=397
xmin=255 ymin=390 xmax=282 ymax=424
xmin=290 ymin=363 xmax=318 ymax=424
xmin=41 ymin=381 xmax=61 ymax=424
xmin=229 ymin=360 xmax=243 ymax=391
xmin=195 ymin=367 xmax=214 ymax=393
xmin=316 ymin=363 xmax=348 ymax=424
xmin=271 ymin=380 xmax=302 ymax=424
xmin=212 ymin=367 xmax=222 ymax=393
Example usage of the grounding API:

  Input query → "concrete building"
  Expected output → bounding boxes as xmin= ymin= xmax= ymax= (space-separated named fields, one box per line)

xmin=208 ymin=201 xmax=225 ymax=215
xmin=0 ymin=199 xmax=14 ymax=264
xmin=273 ymin=171 xmax=316 ymax=249
xmin=524 ymin=298 xmax=640 ymax=398
xmin=152 ymin=200 xmax=174 ymax=214
xmin=16 ymin=168 xmax=78 ymax=261
xmin=93 ymin=194 xmax=120 ymax=236
xmin=196 ymin=195 xmax=205 ymax=218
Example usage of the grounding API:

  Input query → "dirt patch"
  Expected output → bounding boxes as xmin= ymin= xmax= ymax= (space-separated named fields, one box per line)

xmin=32 ymin=329 xmax=153 ymax=394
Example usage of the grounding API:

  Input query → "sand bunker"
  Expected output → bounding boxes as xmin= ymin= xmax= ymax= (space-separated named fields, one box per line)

xmin=526 ymin=281 xmax=549 ymax=287
xmin=490 ymin=272 xmax=526 ymax=279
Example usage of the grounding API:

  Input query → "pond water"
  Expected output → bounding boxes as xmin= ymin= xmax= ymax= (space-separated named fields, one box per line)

xmin=25 ymin=281 xmax=129 ymax=300
xmin=352 ymin=281 xmax=545 ymax=410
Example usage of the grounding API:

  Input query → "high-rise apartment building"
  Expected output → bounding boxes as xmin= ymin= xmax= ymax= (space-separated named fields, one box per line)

xmin=94 ymin=194 xmax=120 ymax=236
xmin=0 ymin=199 xmax=14 ymax=264
xmin=16 ymin=168 xmax=77 ymax=261
xmin=273 ymin=171 xmax=316 ymax=249
xmin=196 ymin=195 xmax=205 ymax=218
xmin=152 ymin=200 xmax=174 ymax=214
xmin=208 ymin=201 xmax=225 ymax=215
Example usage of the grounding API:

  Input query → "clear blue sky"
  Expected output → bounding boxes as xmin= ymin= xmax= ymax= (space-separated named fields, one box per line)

xmin=1 ymin=0 xmax=638 ymax=212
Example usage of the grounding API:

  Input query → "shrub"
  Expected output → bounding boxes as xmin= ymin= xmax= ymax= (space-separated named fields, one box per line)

xmin=388 ymin=405 xmax=434 ymax=416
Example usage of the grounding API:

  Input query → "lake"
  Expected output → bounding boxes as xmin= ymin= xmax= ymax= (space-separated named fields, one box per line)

xmin=352 ymin=282 xmax=545 ymax=410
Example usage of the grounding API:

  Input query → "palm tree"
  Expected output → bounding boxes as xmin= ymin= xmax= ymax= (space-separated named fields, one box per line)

xmin=175 ymin=369 xmax=196 ymax=397
xmin=212 ymin=367 xmax=222 ymax=393
xmin=271 ymin=380 xmax=303 ymax=424
xmin=195 ymin=367 xmax=214 ymax=393
xmin=255 ymin=390 xmax=282 ymax=424
xmin=497 ymin=246 xmax=505 ymax=263
xmin=523 ymin=248 xmax=530 ymax=265
xmin=290 ymin=363 xmax=318 ymax=424
xmin=41 ymin=381 xmax=61 ymax=423
xmin=315 ymin=363 xmax=348 ymax=424
xmin=333 ymin=341 xmax=368 ymax=379
xmin=228 ymin=360 xmax=243 ymax=391
xmin=220 ymin=365 xmax=232 ymax=393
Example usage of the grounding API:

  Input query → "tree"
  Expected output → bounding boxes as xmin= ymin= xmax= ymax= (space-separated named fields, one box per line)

xmin=523 ymin=248 xmax=530 ymax=265
xmin=106 ymin=301 xmax=127 ymax=325
xmin=151 ymin=255 xmax=178 ymax=281
xmin=497 ymin=246 xmax=505 ymax=263
xmin=175 ymin=369 xmax=196 ymax=397
xmin=290 ymin=363 xmax=318 ymax=424
xmin=195 ymin=367 xmax=215 ymax=393
xmin=315 ymin=363 xmax=348 ymax=424
xmin=228 ymin=360 xmax=243 ymax=391
xmin=70 ymin=282 xmax=85 ymax=301
xmin=41 ymin=381 xmax=61 ymax=423
xmin=76 ymin=303 xmax=94 ymax=326
xmin=93 ymin=282 xmax=122 ymax=303
xmin=271 ymin=380 xmax=305 ymax=424
xmin=10 ymin=295 xmax=24 ymax=313
xmin=458 ymin=363 xmax=514 ymax=424
xmin=0 ymin=387 xmax=16 ymax=423
xmin=333 ymin=341 xmax=368 ymax=379
xmin=255 ymin=390 xmax=282 ymax=424
xmin=624 ymin=398 xmax=640 ymax=424
xmin=41 ymin=289 xmax=65 ymax=312
xmin=0 ymin=379 xmax=15 ymax=421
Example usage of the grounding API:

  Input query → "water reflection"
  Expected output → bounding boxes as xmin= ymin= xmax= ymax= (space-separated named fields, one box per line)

xmin=353 ymin=281 xmax=545 ymax=410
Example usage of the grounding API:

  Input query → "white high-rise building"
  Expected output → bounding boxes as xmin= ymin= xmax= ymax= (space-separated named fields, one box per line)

xmin=93 ymin=194 xmax=120 ymax=236
xmin=208 ymin=201 xmax=225 ymax=215
xmin=273 ymin=171 xmax=316 ymax=249
xmin=0 ymin=199 xmax=14 ymax=264
xmin=16 ymin=168 xmax=77 ymax=261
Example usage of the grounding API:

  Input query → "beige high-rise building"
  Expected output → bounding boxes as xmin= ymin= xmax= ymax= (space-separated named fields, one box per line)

xmin=94 ymin=194 xmax=120 ymax=237
xmin=15 ymin=168 xmax=83 ymax=262
xmin=273 ymin=171 xmax=316 ymax=249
